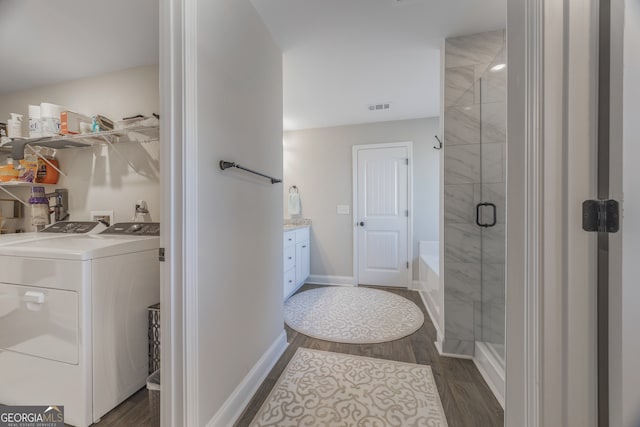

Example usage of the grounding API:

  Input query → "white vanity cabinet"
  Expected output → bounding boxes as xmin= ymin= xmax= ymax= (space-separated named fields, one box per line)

xmin=283 ymin=226 xmax=310 ymax=300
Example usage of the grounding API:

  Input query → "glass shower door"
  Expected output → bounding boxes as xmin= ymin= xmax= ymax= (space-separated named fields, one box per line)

xmin=477 ymin=47 xmax=507 ymax=362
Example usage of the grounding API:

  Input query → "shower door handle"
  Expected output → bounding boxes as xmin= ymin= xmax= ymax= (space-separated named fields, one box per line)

xmin=476 ymin=202 xmax=497 ymax=228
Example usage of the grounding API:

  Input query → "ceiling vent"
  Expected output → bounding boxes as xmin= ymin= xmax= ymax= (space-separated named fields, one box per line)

xmin=368 ymin=103 xmax=391 ymax=111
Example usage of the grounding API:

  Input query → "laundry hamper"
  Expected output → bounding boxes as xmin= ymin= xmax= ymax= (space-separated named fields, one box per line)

xmin=148 ymin=303 xmax=160 ymax=374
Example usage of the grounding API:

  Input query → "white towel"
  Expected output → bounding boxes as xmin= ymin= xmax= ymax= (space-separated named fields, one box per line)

xmin=288 ymin=192 xmax=301 ymax=216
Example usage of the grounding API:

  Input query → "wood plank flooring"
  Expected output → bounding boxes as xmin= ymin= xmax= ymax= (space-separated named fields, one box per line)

xmin=235 ymin=285 xmax=504 ymax=427
xmin=84 ymin=284 xmax=503 ymax=427
xmin=83 ymin=388 xmax=151 ymax=427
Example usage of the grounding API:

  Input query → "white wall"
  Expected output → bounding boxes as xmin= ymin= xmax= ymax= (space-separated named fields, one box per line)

xmin=621 ymin=0 xmax=640 ymax=424
xmin=193 ymin=0 xmax=284 ymax=425
xmin=0 ymin=65 xmax=160 ymax=230
xmin=283 ymin=117 xmax=440 ymax=281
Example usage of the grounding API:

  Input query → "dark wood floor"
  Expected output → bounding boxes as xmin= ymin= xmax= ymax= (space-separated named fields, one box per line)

xmin=81 ymin=387 xmax=150 ymax=427
xmin=235 ymin=284 xmax=504 ymax=427
xmin=83 ymin=284 xmax=503 ymax=427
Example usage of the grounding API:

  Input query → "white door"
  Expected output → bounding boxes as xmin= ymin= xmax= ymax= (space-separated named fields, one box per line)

xmin=355 ymin=144 xmax=409 ymax=287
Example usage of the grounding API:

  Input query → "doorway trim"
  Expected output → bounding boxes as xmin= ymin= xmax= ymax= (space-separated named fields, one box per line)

xmin=352 ymin=141 xmax=413 ymax=288
xmin=507 ymin=0 xmax=600 ymax=425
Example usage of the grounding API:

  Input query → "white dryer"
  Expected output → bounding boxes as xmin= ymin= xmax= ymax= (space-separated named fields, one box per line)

xmin=0 ymin=222 xmax=160 ymax=427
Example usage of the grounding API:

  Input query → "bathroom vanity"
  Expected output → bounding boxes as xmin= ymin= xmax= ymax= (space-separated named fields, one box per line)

xmin=283 ymin=222 xmax=310 ymax=301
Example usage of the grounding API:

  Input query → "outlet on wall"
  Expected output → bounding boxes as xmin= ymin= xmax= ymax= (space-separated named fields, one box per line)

xmin=91 ymin=210 xmax=114 ymax=227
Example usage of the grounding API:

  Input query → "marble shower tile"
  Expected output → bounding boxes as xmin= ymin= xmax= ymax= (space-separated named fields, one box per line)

xmin=444 ymin=262 xmax=481 ymax=303
xmin=444 ymin=300 xmax=475 ymax=341
xmin=481 ymin=224 xmax=506 ymax=265
xmin=442 ymin=339 xmax=475 ymax=356
xmin=480 ymin=143 xmax=505 ymax=184
xmin=445 ymin=30 xmax=506 ymax=69
xmin=481 ymin=102 xmax=506 ymax=144
xmin=444 ymin=144 xmax=481 ymax=185
xmin=444 ymin=105 xmax=480 ymax=146
xmin=480 ymin=67 xmax=507 ymax=104
xmin=481 ymin=301 xmax=505 ymax=345
xmin=444 ymin=224 xmax=481 ymax=263
xmin=444 ymin=184 xmax=475 ymax=224
xmin=474 ymin=300 xmax=483 ymax=340
xmin=445 ymin=66 xmax=475 ymax=107
xmin=482 ymin=263 xmax=505 ymax=304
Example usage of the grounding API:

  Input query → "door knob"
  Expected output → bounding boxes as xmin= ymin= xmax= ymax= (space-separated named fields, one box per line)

xmin=359 ymin=221 xmax=365 ymax=227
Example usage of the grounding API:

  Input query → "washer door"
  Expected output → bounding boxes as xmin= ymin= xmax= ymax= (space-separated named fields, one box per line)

xmin=0 ymin=283 xmax=78 ymax=364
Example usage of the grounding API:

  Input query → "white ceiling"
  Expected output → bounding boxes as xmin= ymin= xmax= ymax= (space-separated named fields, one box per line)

xmin=251 ymin=0 xmax=505 ymax=131
xmin=0 ymin=0 xmax=159 ymax=95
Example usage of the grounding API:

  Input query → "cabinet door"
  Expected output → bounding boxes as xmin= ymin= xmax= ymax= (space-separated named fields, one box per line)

xmin=283 ymin=231 xmax=295 ymax=248
xmin=295 ymin=241 xmax=310 ymax=285
xmin=284 ymin=268 xmax=296 ymax=301
xmin=284 ymin=245 xmax=296 ymax=271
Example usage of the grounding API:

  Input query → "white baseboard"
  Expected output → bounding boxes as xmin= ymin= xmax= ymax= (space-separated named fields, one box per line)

xmin=306 ymin=275 xmax=356 ymax=286
xmin=206 ymin=330 xmax=288 ymax=427
xmin=417 ymin=290 xmax=444 ymax=353
xmin=473 ymin=341 xmax=505 ymax=408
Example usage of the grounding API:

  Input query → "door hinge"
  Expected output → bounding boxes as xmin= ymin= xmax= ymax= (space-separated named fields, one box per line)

xmin=405 ymin=158 xmax=409 ymax=165
xmin=582 ymin=199 xmax=620 ymax=233
xmin=159 ymin=247 xmax=166 ymax=262
xmin=405 ymin=209 xmax=409 ymax=217
xmin=406 ymin=261 xmax=410 ymax=269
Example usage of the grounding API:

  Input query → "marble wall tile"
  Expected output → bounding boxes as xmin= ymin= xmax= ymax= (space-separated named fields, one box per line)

xmin=445 ymin=66 xmax=475 ymax=107
xmin=444 ymin=30 xmax=505 ymax=69
xmin=444 ymin=184 xmax=475 ymax=224
xmin=444 ymin=105 xmax=480 ymax=146
xmin=474 ymin=183 xmax=506 ymax=224
xmin=480 ymin=67 xmax=506 ymax=104
xmin=444 ymin=262 xmax=481 ymax=303
xmin=444 ymin=300 xmax=475 ymax=341
xmin=481 ymin=102 xmax=506 ymax=144
xmin=481 ymin=224 xmax=505 ymax=264
xmin=482 ymin=263 xmax=505 ymax=304
xmin=444 ymin=223 xmax=481 ymax=263
xmin=444 ymin=144 xmax=481 ymax=184
xmin=442 ymin=29 xmax=506 ymax=357
xmin=474 ymin=300 xmax=483 ymax=340
xmin=481 ymin=301 xmax=505 ymax=344
xmin=480 ymin=142 xmax=505 ymax=184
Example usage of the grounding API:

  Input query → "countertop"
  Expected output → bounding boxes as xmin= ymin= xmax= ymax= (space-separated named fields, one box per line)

xmin=284 ymin=218 xmax=311 ymax=231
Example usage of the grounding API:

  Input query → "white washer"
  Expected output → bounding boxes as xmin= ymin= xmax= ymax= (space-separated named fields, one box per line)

xmin=0 ymin=221 xmax=106 ymax=246
xmin=0 ymin=222 xmax=160 ymax=427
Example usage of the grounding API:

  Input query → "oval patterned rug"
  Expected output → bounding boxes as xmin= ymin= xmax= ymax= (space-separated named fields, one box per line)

xmin=284 ymin=287 xmax=424 ymax=343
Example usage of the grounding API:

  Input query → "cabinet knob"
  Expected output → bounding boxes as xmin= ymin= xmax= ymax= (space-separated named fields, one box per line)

xmin=288 ymin=257 xmax=292 ymax=260
xmin=302 ymin=245 xmax=307 ymax=248
xmin=359 ymin=221 xmax=365 ymax=227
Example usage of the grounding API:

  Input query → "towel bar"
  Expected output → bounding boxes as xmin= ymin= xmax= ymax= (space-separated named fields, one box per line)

xmin=219 ymin=160 xmax=282 ymax=184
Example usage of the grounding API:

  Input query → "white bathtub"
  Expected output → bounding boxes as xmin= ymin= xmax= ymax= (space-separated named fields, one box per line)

xmin=419 ymin=241 xmax=439 ymax=277
xmin=417 ymin=240 xmax=444 ymax=348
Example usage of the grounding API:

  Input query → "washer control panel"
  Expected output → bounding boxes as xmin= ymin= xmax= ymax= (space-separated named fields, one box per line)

xmin=42 ymin=221 xmax=102 ymax=234
xmin=100 ymin=222 xmax=160 ymax=236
